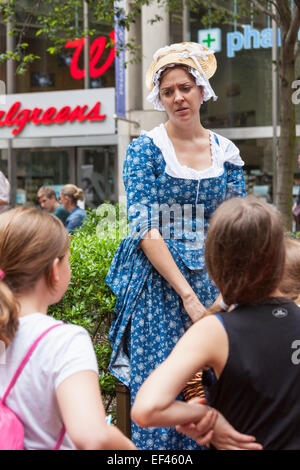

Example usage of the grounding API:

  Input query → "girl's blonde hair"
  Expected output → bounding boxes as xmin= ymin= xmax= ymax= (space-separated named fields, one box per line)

xmin=0 ymin=207 xmax=69 ymax=344
xmin=205 ymin=196 xmax=285 ymax=306
xmin=279 ymin=237 xmax=300 ymax=300
xmin=61 ymin=184 xmax=84 ymax=204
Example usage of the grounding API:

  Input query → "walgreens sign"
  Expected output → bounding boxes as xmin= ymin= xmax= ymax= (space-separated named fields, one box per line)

xmin=0 ymin=88 xmax=115 ymax=138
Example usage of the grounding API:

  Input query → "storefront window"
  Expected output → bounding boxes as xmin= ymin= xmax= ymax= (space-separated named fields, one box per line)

xmin=189 ymin=4 xmax=274 ymax=128
xmin=16 ymin=148 xmax=70 ymax=206
xmin=234 ymin=137 xmax=300 ymax=204
xmin=77 ymin=146 xmax=116 ymax=208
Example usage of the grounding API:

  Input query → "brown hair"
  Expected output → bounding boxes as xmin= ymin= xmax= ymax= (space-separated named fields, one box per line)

xmin=37 ymin=186 xmax=57 ymax=201
xmin=0 ymin=207 xmax=69 ymax=344
xmin=61 ymin=184 xmax=84 ymax=204
xmin=279 ymin=237 xmax=300 ymax=300
xmin=205 ymin=196 xmax=285 ymax=306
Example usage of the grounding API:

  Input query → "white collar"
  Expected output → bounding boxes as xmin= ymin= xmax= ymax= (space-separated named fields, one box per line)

xmin=142 ymin=124 xmax=227 ymax=180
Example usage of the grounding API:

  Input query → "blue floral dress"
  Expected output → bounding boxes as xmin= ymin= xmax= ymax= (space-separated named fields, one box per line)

xmin=106 ymin=127 xmax=246 ymax=450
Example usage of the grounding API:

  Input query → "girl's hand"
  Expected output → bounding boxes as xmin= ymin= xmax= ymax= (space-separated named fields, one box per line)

xmin=182 ymin=291 xmax=207 ymax=323
xmin=176 ymin=398 xmax=263 ymax=450
xmin=211 ymin=412 xmax=263 ymax=450
xmin=176 ymin=399 xmax=218 ymax=447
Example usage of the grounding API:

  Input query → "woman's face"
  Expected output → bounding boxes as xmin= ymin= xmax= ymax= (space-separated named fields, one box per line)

xmin=60 ymin=192 xmax=69 ymax=210
xmin=159 ymin=66 xmax=204 ymax=123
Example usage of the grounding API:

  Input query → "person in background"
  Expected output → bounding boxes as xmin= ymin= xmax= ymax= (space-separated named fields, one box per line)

xmin=37 ymin=186 xmax=69 ymax=226
xmin=60 ymin=184 xmax=86 ymax=234
xmin=0 ymin=171 xmax=10 ymax=214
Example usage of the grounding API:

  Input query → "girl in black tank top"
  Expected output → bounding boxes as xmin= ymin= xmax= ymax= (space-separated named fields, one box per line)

xmin=132 ymin=196 xmax=300 ymax=450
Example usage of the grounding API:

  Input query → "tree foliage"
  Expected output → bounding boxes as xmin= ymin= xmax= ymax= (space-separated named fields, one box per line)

xmin=0 ymin=0 xmax=158 ymax=73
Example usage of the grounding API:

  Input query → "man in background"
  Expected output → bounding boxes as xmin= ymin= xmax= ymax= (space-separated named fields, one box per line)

xmin=37 ymin=186 xmax=69 ymax=225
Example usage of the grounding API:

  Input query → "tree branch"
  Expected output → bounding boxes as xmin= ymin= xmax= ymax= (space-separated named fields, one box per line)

xmin=287 ymin=3 xmax=300 ymax=50
xmin=248 ymin=0 xmax=278 ymax=23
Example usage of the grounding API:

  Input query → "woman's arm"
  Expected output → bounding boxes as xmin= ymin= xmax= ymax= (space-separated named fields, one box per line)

xmin=139 ymin=229 xmax=207 ymax=322
xmin=124 ymin=139 xmax=207 ymax=323
xmin=131 ymin=315 xmax=228 ymax=428
xmin=56 ymin=370 xmax=136 ymax=450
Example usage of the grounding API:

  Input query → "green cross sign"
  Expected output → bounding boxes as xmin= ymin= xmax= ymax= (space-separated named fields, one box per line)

xmin=198 ymin=28 xmax=222 ymax=53
xmin=202 ymin=33 xmax=216 ymax=48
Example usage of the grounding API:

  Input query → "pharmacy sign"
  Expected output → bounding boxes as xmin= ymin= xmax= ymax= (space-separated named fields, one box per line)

xmin=198 ymin=28 xmax=222 ymax=53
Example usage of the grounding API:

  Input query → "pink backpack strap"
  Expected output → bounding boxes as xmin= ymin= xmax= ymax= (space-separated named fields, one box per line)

xmin=54 ymin=426 xmax=66 ymax=450
xmin=2 ymin=322 xmax=67 ymax=449
xmin=2 ymin=323 xmax=64 ymax=404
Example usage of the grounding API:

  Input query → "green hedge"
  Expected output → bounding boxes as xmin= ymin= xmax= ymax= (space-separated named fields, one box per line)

xmin=49 ymin=206 xmax=126 ymax=416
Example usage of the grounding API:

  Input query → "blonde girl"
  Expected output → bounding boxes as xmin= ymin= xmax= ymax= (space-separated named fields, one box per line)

xmin=0 ymin=207 xmax=135 ymax=450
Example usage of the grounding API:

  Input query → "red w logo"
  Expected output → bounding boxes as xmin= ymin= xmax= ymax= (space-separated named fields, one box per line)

xmin=65 ymin=31 xmax=116 ymax=80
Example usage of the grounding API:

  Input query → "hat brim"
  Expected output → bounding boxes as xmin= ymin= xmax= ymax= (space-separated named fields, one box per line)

xmin=146 ymin=46 xmax=217 ymax=91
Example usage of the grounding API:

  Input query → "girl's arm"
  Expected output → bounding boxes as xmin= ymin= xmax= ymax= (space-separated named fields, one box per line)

xmin=56 ymin=370 xmax=136 ymax=450
xmin=131 ymin=315 xmax=228 ymax=428
xmin=139 ymin=229 xmax=207 ymax=322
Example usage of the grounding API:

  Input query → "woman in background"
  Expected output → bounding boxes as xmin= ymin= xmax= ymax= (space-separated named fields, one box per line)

xmin=60 ymin=184 xmax=86 ymax=234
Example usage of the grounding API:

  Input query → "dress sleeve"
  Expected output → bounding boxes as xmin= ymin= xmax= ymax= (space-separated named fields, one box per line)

xmin=123 ymin=136 xmax=160 ymax=242
xmin=225 ymin=163 xmax=247 ymax=200
xmin=220 ymin=138 xmax=247 ymax=200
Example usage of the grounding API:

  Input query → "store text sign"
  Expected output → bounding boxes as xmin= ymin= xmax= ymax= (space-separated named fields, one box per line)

xmin=65 ymin=31 xmax=115 ymax=80
xmin=0 ymin=89 xmax=115 ymax=138
xmin=198 ymin=25 xmax=300 ymax=58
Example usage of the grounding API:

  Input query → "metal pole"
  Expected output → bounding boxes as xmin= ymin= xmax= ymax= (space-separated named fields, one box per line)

xmin=6 ymin=15 xmax=16 ymax=207
xmin=272 ymin=7 xmax=278 ymax=205
xmin=83 ymin=1 xmax=89 ymax=89
xmin=182 ymin=2 xmax=190 ymax=41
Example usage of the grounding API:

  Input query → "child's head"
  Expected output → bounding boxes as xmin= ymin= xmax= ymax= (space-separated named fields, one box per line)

xmin=205 ymin=196 xmax=285 ymax=306
xmin=37 ymin=186 xmax=58 ymax=213
xmin=0 ymin=207 xmax=69 ymax=344
xmin=279 ymin=237 xmax=300 ymax=301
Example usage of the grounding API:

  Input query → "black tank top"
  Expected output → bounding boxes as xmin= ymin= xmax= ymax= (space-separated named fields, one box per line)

xmin=206 ymin=298 xmax=300 ymax=450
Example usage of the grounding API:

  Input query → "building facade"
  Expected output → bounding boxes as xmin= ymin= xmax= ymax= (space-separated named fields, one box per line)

xmin=119 ymin=1 xmax=300 ymax=205
xmin=1 ymin=2 xmax=300 ymax=209
xmin=0 ymin=15 xmax=117 ymax=208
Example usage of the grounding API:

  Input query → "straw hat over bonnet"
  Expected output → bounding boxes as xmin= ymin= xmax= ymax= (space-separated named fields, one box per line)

xmin=146 ymin=42 xmax=218 ymax=111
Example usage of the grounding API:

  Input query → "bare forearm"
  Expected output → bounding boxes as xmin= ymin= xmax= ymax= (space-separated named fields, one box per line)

xmin=132 ymin=399 xmax=209 ymax=429
xmin=104 ymin=426 xmax=137 ymax=450
xmin=139 ymin=229 xmax=193 ymax=298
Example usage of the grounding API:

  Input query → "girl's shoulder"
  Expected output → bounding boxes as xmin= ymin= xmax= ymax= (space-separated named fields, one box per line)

xmin=14 ymin=314 xmax=98 ymax=384
xmin=15 ymin=314 xmax=89 ymax=344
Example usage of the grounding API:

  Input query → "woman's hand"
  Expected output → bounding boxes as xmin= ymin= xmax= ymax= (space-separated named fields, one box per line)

xmin=181 ymin=291 xmax=207 ymax=323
